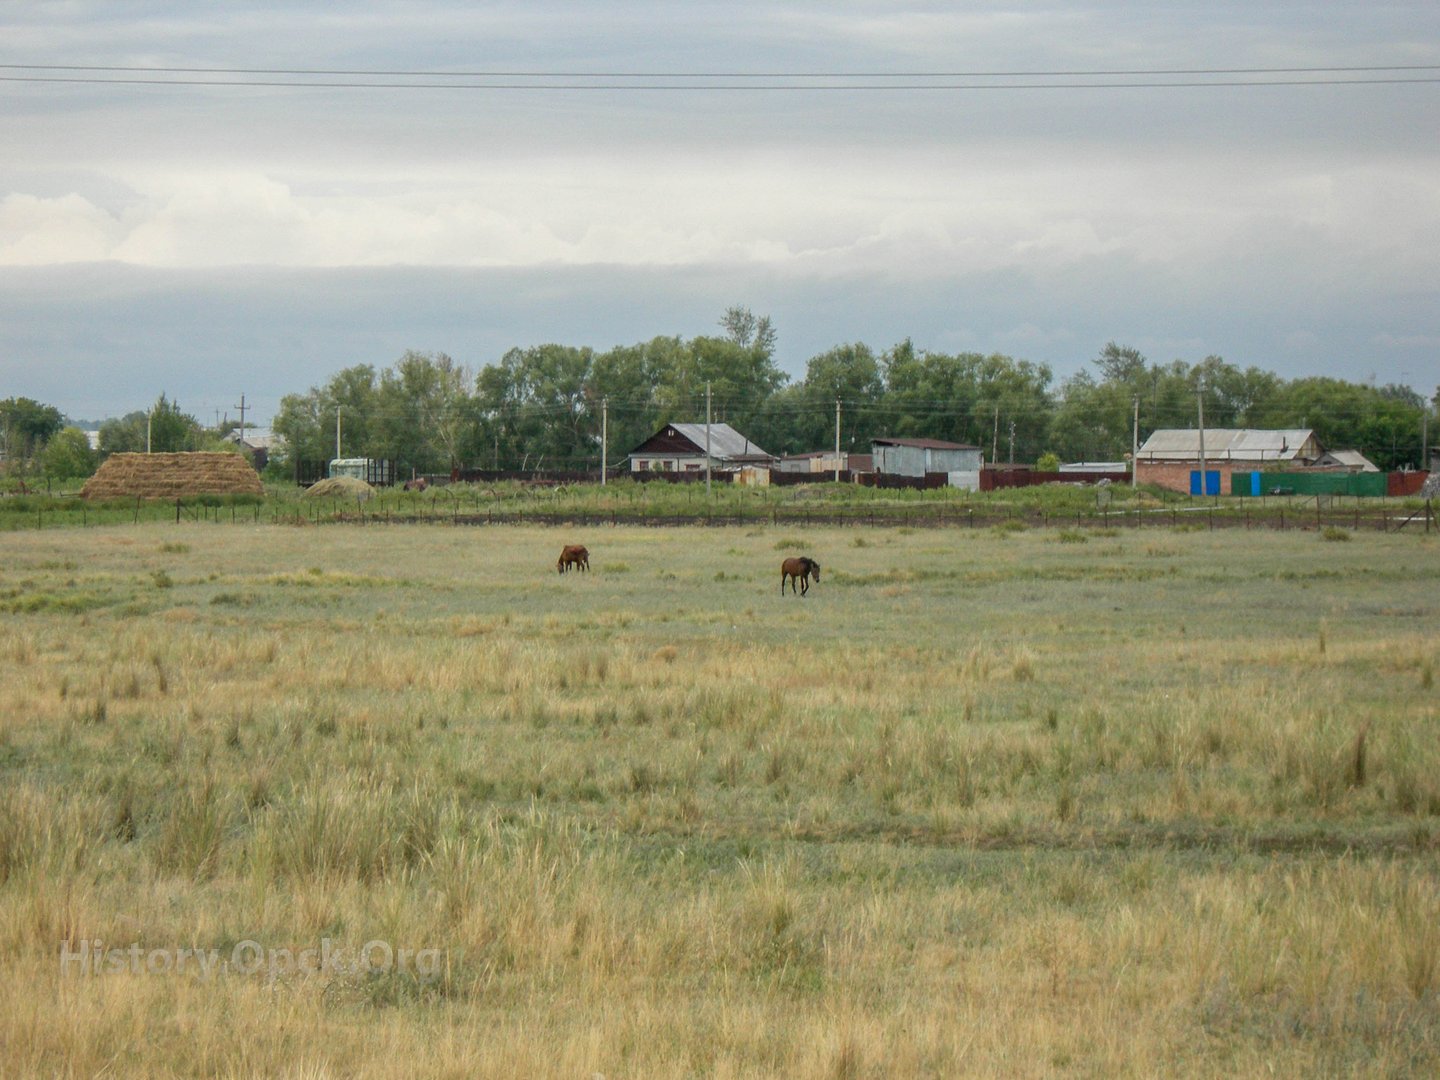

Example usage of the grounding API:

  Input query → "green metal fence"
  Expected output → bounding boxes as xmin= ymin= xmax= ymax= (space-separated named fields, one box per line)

xmin=1230 ymin=471 xmax=1388 ymax=497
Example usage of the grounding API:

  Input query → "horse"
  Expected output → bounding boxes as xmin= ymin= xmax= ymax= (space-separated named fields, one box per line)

xmin=557 ymin=544 xmax=590 ymax=574
xmin=780 ymin=556 xmax=820 ymax=596
xmin=403 ymin=477 xmax=428 ymax=492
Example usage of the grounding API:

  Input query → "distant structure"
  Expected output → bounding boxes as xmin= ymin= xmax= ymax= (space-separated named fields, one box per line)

xmin=627 ymin=423 xmax=775 ymax=475
xmin=222 ymin=427 xmax=282 ymax=471
xmin=1314 ymin=449 xmax=1379 ymax=473
xmin=1135 ymin=428 xmax=1321 ymax=494
xmin=871 ymin=437 xmax=983 ymax=489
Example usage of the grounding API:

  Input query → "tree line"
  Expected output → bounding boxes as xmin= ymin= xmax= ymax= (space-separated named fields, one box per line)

xmin=271 ymin=312 xmax=1435 ymax=474
xmin=3 ymin=307 xmax=1436 ymax=482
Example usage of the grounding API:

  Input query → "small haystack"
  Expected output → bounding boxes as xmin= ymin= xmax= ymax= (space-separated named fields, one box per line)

xmin=81 ymin=452 xmax=264 ymax=500
xmin=303 ymin=476 xmax=376 ymax=500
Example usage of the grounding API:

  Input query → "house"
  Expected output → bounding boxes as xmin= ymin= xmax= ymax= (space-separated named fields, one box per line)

xmin=871 ymin=437 xmax=983 ymax=479
xmin=627 ymin=422 xmax=774 ymax=474
xmin=1134 ymin=428 xmax=1323 ymax=494
xmin=223 ymin=427 xmax=283 ymax=471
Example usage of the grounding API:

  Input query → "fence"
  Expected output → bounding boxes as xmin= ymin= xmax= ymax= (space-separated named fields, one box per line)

xmin=1228 ymin=470 xmax=1429 ymax=498
xmin=981 ymin=469 xmax=1130 ymax=491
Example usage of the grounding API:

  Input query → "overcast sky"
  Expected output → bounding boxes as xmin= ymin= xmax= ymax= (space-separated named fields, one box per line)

xmin=2 ymin=2 xmax=1437 ymax=426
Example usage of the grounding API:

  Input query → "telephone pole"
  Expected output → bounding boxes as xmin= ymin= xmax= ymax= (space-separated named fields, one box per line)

xmin=1196 ymin=379 xmax=1207 ymax=496
xmin=1131 ymin=395 xmax=1140 ymax=489
xmin=834 ymin=398 xmax=842 ymax=482
xmin=705 ymin=381 xmax=712 ymax=497
xmin=335 ymin=405 xmax=342 ymax=460
xmin=234 ymin=394 xmax=247 ymax=439
xmin=600 ymin=397 xmax=608 ymax=486
xmin=992 ymin=404 xmax=1000 ymax=465
xmin=1008 ymin=420 xmax=1016 ymax=466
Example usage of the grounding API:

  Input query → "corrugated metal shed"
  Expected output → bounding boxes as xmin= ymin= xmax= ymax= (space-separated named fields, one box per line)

xmin=872 ymin=437 xmax=984 ymax=477
xmin=1137 ymin=429 xmax=1319 ymax=463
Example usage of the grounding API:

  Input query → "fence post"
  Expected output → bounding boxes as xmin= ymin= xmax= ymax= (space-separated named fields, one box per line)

xmin=176 ymin=499 xmax=181 ymax=524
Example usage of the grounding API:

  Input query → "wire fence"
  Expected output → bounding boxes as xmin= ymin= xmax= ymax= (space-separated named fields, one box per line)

xmin=4 ymin=492 xmax=1435 ymax=535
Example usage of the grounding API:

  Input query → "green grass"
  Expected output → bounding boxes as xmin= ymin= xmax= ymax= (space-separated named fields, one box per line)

xmin=1 ymin=521 xmax=1438 ymax=1075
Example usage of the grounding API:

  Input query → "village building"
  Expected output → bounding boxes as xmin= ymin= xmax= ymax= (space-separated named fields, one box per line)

xmin=626 ymin=422 xmax=775 ymax=474
xmin=222 ymin=427 xmax=283 ymax=472
xmin=1135 ymin=428 xmax=1322 ymax=494
xmin=870 ymin=436 xmax=983 ymax=488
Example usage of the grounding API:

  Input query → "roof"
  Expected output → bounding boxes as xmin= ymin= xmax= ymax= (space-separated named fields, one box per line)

xmin=671 ymin=422 xmax=771 ymax=459
xmin=1137 ymin=429 xmax=1317 ymax=461
xmin=224 ymin=427 xmax=282 ymax=450
xmin=631 ymin=422 xmax=774 ymax=461
xmin=871 ymin=437 xmax=981 ymax=451
xmin=1317 ymin=449 xmax=1379 ymax=472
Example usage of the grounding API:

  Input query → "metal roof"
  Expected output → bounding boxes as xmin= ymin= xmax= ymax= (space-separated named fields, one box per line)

xmin=667 ymin=422 xmax=773 ymax=460
xmin=871 ymin=436 xmax=981 ymax=451
xmin=1137 ymin=428 xmax=1315 ymax=461
xmin=1317 ymin=449 xmax=1379 ymax=472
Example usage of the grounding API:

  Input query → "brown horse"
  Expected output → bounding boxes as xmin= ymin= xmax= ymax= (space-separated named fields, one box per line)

xmin=780 ymin=556 xmax=820 ymax=596
xmin=557 ymin=544 xmax=590 ymax=573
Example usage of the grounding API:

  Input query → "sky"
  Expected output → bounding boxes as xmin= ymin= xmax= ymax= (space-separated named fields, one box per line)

xmin=2 ymin=2 xmax=1438 ymax=426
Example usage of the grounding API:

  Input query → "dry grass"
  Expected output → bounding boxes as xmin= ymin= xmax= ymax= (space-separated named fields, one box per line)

xmin=1 ymin=522 xmax=1438 ymax=1075
xmin=80 ymin=452 xmax=264 ymax=500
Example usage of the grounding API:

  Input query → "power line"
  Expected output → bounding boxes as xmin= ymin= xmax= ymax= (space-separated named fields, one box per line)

xmin=5 ymin=62 xmax=1438 ymax=77
xmin=2 ymin=62 xmax=1437 ymax=91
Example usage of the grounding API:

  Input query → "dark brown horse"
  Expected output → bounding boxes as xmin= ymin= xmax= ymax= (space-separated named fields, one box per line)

xmin=557 ymin=544 xmax=590 ymax=574
xmin=780 ymin=556 xmax=820 ymax=596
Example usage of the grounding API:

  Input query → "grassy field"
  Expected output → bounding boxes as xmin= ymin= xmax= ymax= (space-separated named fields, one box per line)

xmin=2 ymin=519 xmax=1438 ymax=1076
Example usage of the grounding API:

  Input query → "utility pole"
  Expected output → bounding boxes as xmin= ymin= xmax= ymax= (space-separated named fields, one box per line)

xmin=705 ymin=381 xmax=712 ymax=497
xmin=146 ymin=409 xmax=152 ymax=454
xmin=1196 ymin=378 xmax=1207 ymax=496
xmin=1131 ymin=395 xmax=1139 ymax=490
xmin=834 ymin=398 xmax=842 ymax=482
xmin=1008 ymin=420 xmax=1016 ymax=466
xmin=234 ymin=394 xmax=247 ymax=439
xmin=335 ymin=405 xmax=342 ymax=461
xmin=601 ymin=397 xmax=608 ymax=486
xmin=992 ymin=404 xmax=1000 ymax=465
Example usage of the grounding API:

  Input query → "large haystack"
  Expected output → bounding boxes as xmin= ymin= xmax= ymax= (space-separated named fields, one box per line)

xmin=81 ymin=452 xmax=264 ymax=500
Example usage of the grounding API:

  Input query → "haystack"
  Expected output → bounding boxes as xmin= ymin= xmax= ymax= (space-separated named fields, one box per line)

xmin=81 ymin=452 xmax=264 ymax=500
xmin=303 ymin=476 xmax=376 ymax=500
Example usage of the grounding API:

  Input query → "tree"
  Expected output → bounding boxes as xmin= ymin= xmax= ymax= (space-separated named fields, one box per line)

xmin=1094 ymin=342 xmax=1147 ymax=384
xmin=41 ymin=426 xmax=96 ymax=480
xmin=883 ymin=347 xmax=1053 ymax=461
xmin=376 ymin=351 xmax=475 ymax=473
xmin=97 ymin=395 xmax=203 ymax=455
xmin=148 ymin=395 xmax=203 ymax=452
xmin=475 ymin=345 xmax=595 ymax=470
xmin=719 ymin=305 xmax=777 ymax=359
xmin=273 ymin=365 xmax=381 ymax=469
xmin=0 ymin=397 xmax=64 ymax=470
